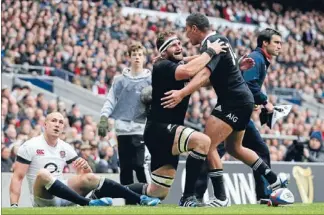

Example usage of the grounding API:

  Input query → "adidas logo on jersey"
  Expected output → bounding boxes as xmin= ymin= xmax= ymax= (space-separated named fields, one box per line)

xmin=167 ymin=124 xmax=177 ymax=132
xmin=214 ymin=105 xmax=222 ymax=112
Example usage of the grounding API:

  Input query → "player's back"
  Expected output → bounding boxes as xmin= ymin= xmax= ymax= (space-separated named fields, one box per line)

xmin=16 ymin=134 xmax=77 ymax=194
xmin=147 ymin=59 xmax=190 ymax=125
xmin=200 ymin=33 xmax=254 ymax=105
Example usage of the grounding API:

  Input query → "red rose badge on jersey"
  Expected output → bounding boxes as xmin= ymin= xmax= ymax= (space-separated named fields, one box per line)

xmin=60 ymin=151 xmax=66 ymax=158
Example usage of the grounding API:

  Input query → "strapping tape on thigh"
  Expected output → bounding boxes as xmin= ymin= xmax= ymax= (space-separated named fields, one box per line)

xmin=178 ymin=127 xmax=195 ymax=153
xmin=151 ymin=173 xmax=174 ymax=188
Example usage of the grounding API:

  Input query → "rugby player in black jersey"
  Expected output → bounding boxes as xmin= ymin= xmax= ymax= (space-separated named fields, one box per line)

xmin=161 ymin=13 xmax=290 ymax=207
xmin=126 ymin=31 xmax=228 ymax=207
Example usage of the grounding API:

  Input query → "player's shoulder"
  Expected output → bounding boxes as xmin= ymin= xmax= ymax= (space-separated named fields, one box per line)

xmin=18 ymin=135 xmax=43 ymax=154
xmin=153 ymin=59 xmax=175 ymax=71
xmin=154 ymin=59 xmax=170 ymax=67
xmin=21 ymin=135 xmax=43 ymax=148
xmin=201 ymin=33 xmax=229 ymax=52
xmin=58 ymin=139 xmax=75 ymax=151
xmin=206 ymin=34 xmax=229 ymax=43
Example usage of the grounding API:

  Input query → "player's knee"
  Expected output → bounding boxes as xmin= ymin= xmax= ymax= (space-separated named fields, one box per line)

xmin=148 ymin=172 xmax=173 ymax=199
xmin=147 ymin=184 xmax=169 ymax=200
xmin=36 ymin=169 xmax=52 ymax=182
xmin=200 ymin=134 xmax=211 ymax=152
xmin=190 ymin=133 xmax=211 ymax=154
xmin=157 ymin=191 xmax=168 ymax=200
xmin=81 ymin=173 xmax=100 ymax=186
xmin=194 ymin=134 xmax=211 ymax=153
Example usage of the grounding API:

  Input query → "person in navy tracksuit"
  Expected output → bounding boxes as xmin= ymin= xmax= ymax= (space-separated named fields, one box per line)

xmin=194 ymin=28 xmax=282 ymax=203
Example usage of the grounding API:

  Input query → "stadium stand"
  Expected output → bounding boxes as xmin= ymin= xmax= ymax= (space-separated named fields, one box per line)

xmin=1 ymin=0 xmax=323 ymax=165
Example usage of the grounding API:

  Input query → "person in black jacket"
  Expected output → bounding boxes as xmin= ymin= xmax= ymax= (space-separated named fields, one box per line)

xmin=285 ymin=131 xmax=324 ymax=162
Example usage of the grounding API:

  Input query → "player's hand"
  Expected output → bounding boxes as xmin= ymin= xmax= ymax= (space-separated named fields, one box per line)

xmin=97 ymin=116 xmax=108 ymax=137
xmin=264 ymin=102 xmax=274 ymax=113
xmin=161 ymin=90 xmax=184 ymax=108
xmin=73 ymin=157 xmax=90 ymax=171
xmin=207 ymin=39 xmax=228 ymax=54
xmin=239 ymin=54 xmax=255 ymax=71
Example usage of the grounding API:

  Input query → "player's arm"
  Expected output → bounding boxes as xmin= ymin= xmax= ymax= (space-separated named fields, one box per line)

xmin=10 ymin=159 xmax=30 ymax=206
xmin=183 ymin=55 xmax=199 ymax=63
xmin=182 ymin=68 xmax=211 ymax=96
xmin=70 ymin=157 xmax=93 ymax=174
xmin=161 ymin=68 xmax=211 ymax=108
xmin=65 ymin=144 xmax=91 ymax=174
xmin=161 ymin=42 xmax=224 ymax=108
xmin=174 ymin=40 xmax=227 ymax=80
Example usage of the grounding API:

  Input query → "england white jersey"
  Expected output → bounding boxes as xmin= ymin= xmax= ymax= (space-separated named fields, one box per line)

xmin=17 ymin=134 xmax=78 ymax=195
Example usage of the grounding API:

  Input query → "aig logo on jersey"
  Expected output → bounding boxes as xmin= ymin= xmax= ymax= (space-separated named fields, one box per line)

xmin=36 ymin=149 xmax=45 ymax=155
xmin=60 ymin=151 xmax=66 ymax=158
xmin=226 ymin=113 xmax=238 ymax=123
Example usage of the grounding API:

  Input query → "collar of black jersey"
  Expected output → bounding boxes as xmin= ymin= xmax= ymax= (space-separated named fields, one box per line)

xmin=156 ymin=57 xmax=184 ymax=65
xmin=200 ymin=31 xmax=217 ymax=47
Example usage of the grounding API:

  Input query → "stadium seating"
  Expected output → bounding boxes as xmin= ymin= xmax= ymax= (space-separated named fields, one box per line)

xmin=1 ymin=0 xmax=323 ymax=164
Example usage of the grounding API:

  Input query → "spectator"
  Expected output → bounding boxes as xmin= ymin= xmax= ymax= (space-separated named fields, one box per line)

xmin=79 ymin=144 xmax=96 ymax=172
xmin=1 ymin=147 xmax=13 ymax=172
xmin=303 ymin=131 xmax=324 ymax=162
xmin=97 ymin=146 xmax=119 ymax=174
xmin=284 ymin=131 xmax=324 ymax=162
xmin=92 ymin=78 xmax=108 ymax=96
xmin=90 ymin=141 xmax=101 ymax=164
xmin=4 ymin=125 xmax=17 ymax=147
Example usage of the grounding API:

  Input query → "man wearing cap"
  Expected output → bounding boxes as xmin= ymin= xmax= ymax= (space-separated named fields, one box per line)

xmin=304 ymin=131 xmax=324 ymax=162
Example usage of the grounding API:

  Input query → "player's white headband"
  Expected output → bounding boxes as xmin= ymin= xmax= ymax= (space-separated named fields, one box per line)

xmin=158 ymin=36 xmax=179 ymax=53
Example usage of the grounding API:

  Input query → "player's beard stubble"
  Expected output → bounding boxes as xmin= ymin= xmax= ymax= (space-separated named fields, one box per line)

xmin=167 ymin=52 xmax=183 ymax=62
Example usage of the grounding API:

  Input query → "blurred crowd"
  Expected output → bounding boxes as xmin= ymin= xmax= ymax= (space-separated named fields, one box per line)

xmin=1 ymin=0 xmax=324 ymax=101
xmin=1 ymin=85 xmax=119 ymax=173
xmin=1 ymin=0 xmax=324 ymax=167
xmin=126 ymin=0 xmax=324 ymax=103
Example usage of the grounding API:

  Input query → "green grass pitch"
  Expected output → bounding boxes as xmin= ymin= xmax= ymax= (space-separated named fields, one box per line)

xmin=2 ymin=203 xmax=324 ymax=215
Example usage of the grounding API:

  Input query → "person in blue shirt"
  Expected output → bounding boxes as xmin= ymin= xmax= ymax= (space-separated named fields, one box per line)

xmin=194 ymin=28 xmax=283 ymax=204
